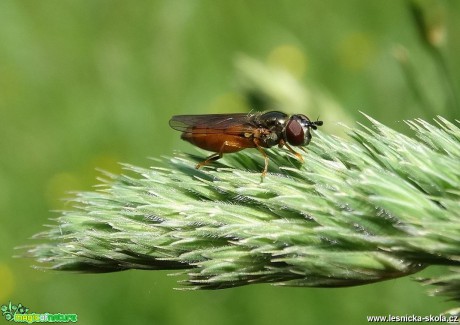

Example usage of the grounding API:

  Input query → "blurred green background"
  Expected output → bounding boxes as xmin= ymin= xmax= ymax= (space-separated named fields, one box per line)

xmin=1 ymin=0 xmax=459 ymax=324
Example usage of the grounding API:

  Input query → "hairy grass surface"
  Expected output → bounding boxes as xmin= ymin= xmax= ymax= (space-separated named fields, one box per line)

xmin=25 ymin=116 xmax=459 ymax=312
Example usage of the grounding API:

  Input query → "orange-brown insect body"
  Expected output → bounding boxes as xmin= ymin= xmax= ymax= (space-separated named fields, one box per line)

xmin=169 ymin=111 xmax=323 ymax=177
xmin=181 ymin=126 xmax=256 ymax=153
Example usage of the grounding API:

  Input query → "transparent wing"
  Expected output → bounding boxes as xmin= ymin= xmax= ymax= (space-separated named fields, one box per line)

xmin=169 ymin=113 xmax=257 ymax=135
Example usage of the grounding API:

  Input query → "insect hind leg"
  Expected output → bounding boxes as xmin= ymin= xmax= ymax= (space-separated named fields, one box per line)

xmin=195 ymin=141 xmax=238 ymax=169
xmin=195 ymin=152 xmax=222 ymax=169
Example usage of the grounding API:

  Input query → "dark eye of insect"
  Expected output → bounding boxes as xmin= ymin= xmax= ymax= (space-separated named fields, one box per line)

xmin=286 ymin=119 xmax=304 ymax=146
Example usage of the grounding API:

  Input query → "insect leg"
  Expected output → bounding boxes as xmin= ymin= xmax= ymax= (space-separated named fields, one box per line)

xmin=196 ymin=153 xmax=221 ymax=169
xmin=195 ymin=141 xmax=236 ymax=169
xmin=253 ymin=139 xmax=269 ymax=178
xmin=279 ymin=140 xmax=304 ymax=162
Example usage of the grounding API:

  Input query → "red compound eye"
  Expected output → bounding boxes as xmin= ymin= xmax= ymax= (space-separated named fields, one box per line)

xmin=285 ymin=119 xmax=304 ymax=146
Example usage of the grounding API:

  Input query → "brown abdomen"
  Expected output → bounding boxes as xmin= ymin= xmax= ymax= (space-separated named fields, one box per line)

xmin=181 ymin=128 xmax=255 ymax=153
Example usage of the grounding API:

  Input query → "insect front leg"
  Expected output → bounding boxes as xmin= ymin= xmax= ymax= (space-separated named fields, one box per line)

xmin=279 ymin=139 xmax=304 ymax=163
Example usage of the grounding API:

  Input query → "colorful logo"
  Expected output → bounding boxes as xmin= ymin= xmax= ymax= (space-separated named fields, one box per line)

xmin=1 ymin=301 xmax=77 ymax=323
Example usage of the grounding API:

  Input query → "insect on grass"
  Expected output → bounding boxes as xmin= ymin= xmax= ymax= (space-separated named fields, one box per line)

xmin=169 ymin=111 xmax=323 ymax=178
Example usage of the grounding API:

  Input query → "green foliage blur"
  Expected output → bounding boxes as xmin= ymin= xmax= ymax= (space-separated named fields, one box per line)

xmin=1 ymin=0 xmax=459 ymax=324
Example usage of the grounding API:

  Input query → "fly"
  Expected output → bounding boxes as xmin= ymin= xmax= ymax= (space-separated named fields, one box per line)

xmin=169 ymin=111 xmax=323 ymax=177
